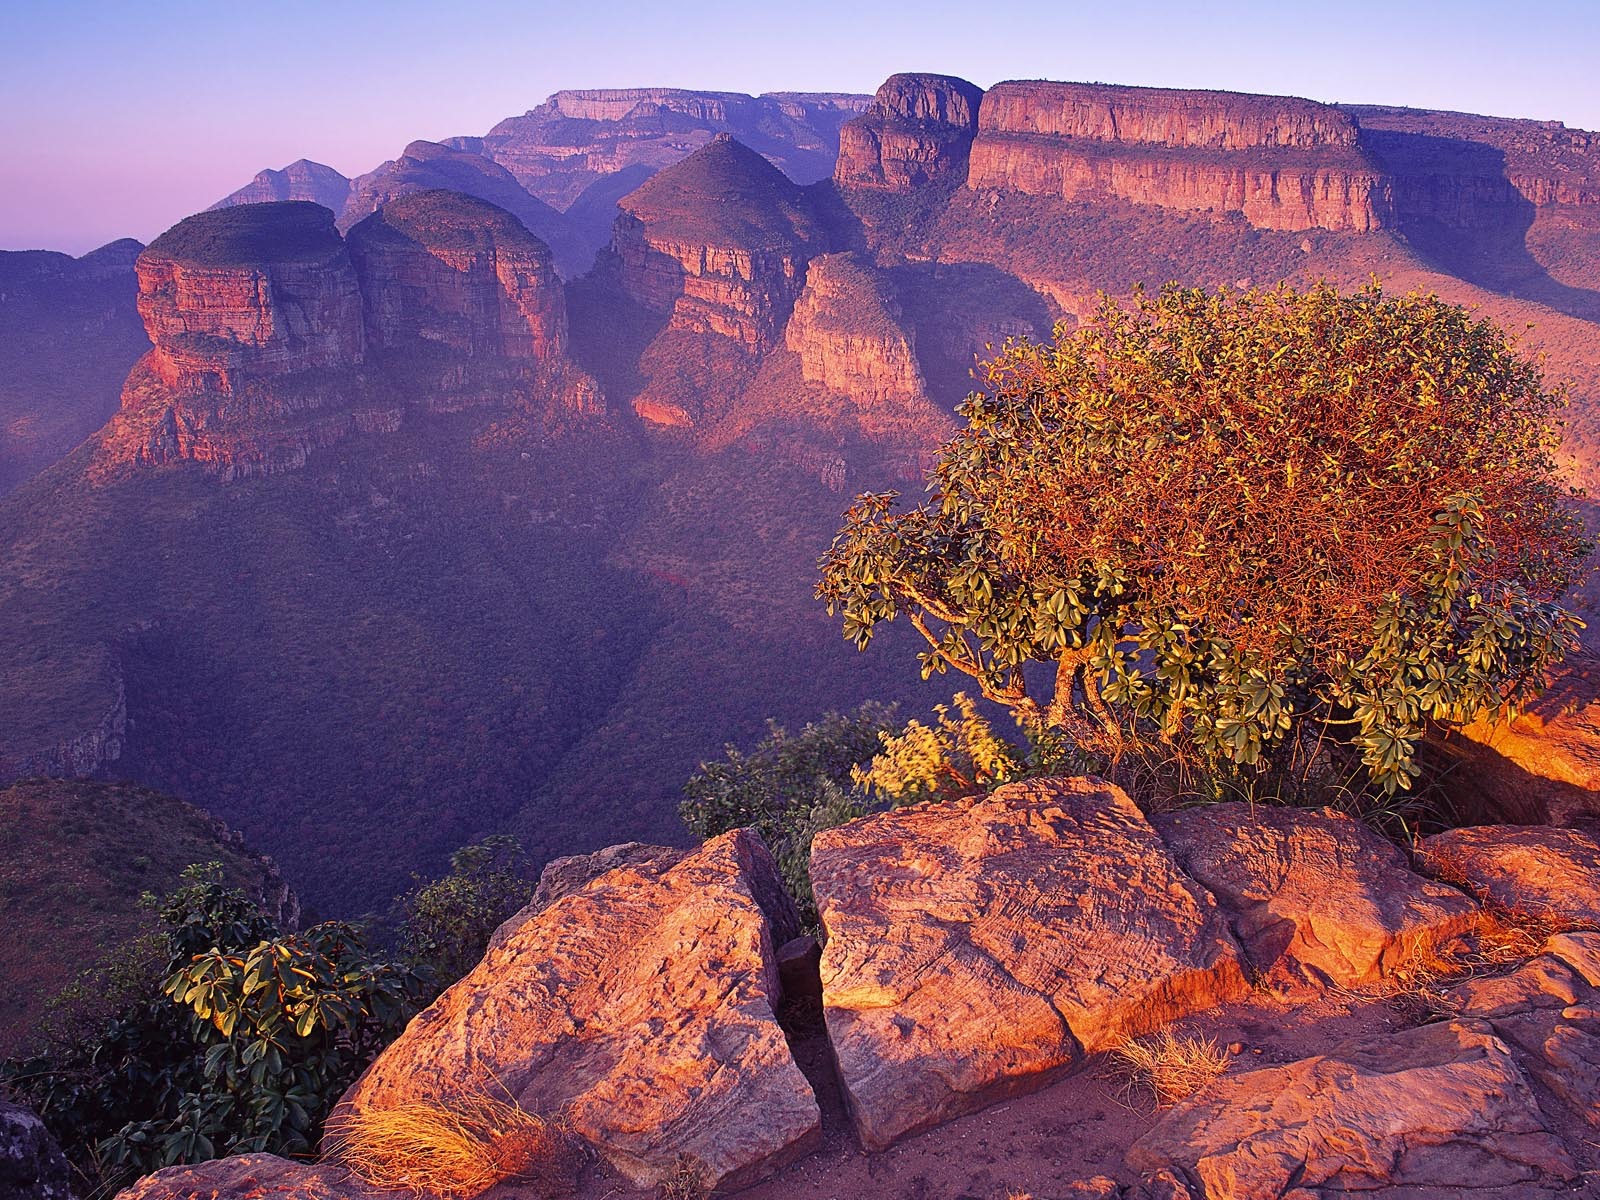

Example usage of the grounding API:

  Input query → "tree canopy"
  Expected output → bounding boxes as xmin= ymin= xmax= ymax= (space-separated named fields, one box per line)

xmin=818 ymin=282 xmax=1590 ymax=797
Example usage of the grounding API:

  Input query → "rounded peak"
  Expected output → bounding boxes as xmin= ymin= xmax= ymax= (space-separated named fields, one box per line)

xmin=873 ymin=73 xmax=984 ymax=128
xmin=400 ymin=139 xmax=454 ymax=162
xmin=82 ymin=237 xmax=146 ymax=262
xmin=620 ymin=135 xmax=818 ymax=247
xmin=348 ymin=188 xmax=552 ymax=257
xmin=144 ymin=201 xmax=344 ymax=268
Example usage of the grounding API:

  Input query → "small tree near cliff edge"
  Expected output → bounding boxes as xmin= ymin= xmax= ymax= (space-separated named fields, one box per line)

xmin=817 ymin=282 xmax=1591 ymax=799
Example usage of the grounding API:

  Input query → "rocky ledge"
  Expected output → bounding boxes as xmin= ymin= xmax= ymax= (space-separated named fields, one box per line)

xmin=117 ymin=777 xmax=1600 ymax=1199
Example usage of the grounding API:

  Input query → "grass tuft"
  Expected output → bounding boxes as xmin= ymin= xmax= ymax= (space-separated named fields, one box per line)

xmin=1110 ymin=1029 xmax=1230 ymax=1106
xmin=327 ymin=1079 xmax=582 ymax=1200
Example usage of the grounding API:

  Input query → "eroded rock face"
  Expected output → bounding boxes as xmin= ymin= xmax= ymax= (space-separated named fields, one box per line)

xmin=968 ymin=81 xmax=1390 ymax=232
xmin=115 ymin=1154 xmax=369 ymax=1200
xmin=338 ymin=829 xmax=817 ymax=1191
xmin=1 ymin=1100 xmax=76 ymax=1200
xmin=1127 ymin=1020 xmax=1576 ymax=1195
xmin=1422 ymin=824 xmax=1600 ymax=925
xmin=347 ymin=190 xmax=568 ymax=363
xmin=1155 ymin=804 xmax=1477 ymax=988
xmin=835 ymin=73 xmax=984 ymax=193
xmin=811 ymin=777 xmax=1248 ymax=1150
xmin=784 ymin=252 xmax=925 ymax=405
xmin=615 ymin=134 xmax=827 ymax=356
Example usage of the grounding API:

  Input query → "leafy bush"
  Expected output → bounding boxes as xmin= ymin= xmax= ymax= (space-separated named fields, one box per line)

xmin=396 ymin=835 xmax=532 ymax=994
xmin=819 ymin=282 xmax=1591 ymax=806
xmin=680 ymin=704 xmax=899 ymax=925
xmin=2 ymin=865 xmax=423 ymax=1191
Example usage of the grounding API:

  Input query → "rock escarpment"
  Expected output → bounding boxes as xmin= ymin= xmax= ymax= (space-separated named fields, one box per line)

xmin=337 ymin=828 xmax=818 ymax=1191
xmin=616 ymin=134 xmax=828 ymax=350
xmin=967 ymin=81 xmax=1391 ymax=232
xmin=835 ymin=73 xmax=984 ymax=193
xmin=103 ymin=195 xmax=598 ymax=478
xmin=210 ymin=160 xmax=353 ymax=215
xmin=783 ymin=252 xmax=925 ymax=405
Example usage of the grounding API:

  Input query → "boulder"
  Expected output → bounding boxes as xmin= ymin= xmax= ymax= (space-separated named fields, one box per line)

xmin=338 ymin=828 xmax=818 ymax=1191
xmin=1421 ymin=824 xmax=1600 ymax=925
xmin=1127 ymin=1020 xmax=1576 ymax=1194
xmin=487 ymin=840 xmax=684 ymax=950
xmin=1 ymin=1100 xmax=76 ymax=1200
xmin=811 ymin=777 xmax=1248 ymax=1150
xmin=1154 ymin=804 xmax=1477 ymax=988
xmin=115 ymin=1155 xmax=366 ymax=1200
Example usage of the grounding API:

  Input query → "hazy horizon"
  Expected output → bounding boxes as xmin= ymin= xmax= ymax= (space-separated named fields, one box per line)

xmin=5 ymin=0 xmax=1599 ymax=255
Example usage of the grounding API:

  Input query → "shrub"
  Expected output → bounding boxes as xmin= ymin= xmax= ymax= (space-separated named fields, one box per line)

xmin=397 ymin=835 xmax=532 ymax=994
xmin=1111 ymin=1029 xmax=1231 ymax=1105
xmin=819 ymin=282 xmax=1591 ymax=806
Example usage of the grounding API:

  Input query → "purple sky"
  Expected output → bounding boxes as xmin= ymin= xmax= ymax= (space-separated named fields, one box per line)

xmin=4 ymin=0 xmax=1598 ymax=255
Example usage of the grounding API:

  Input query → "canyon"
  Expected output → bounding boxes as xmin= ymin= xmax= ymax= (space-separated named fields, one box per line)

xmin=1 ymin=71 xmax=1598 ymax=917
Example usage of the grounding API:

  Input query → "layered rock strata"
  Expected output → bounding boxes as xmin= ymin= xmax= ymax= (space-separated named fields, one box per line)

xmin=1422 ymin=824 xmax=1600 ymax=925
xmin=834 ymin=73 xmax=984 ymax=192
xmin=810 ymin=777 xmax=1250 ymax=1150
xmin=1156 ymin=803 xmax=1477 ymax=988
xmin=967 ymin=81 xmax=1391 ymax=232
xmin=784 ymin=252 xmax=926 ymax=405
xmin=337 ymin=829 xmax=818 ymax=1191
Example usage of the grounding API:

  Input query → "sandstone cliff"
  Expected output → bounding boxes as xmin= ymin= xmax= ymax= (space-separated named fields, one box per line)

xmin=784 ymin=252 xmax=925 ymax=405
xmin=834 ymin=73 xmax=984 ymax=193
xmin=616 ymin=134 xmax=828 ymax=353
xmin=210 ymin=160 xmax=352 ymax=215
xmin=103 ymin=196 xmax=597 ymax=477
xmin=968 ymin=81 xmax=1391 ymax=232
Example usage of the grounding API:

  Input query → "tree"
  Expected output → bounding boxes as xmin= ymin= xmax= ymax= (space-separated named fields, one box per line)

xmin=818 ymin=282 xmax=1590 ymax=799
xmin=396 ymin=835 xmax=532 ymax=993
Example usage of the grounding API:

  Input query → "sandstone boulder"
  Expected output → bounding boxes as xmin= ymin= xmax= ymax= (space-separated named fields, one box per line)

xmin=115 ymin=1155 xmax=368 ymax=1200
xmin=486 ymin=840 xmax=685 ymax=952
xmin=1154 ymin=804 xmax=1476 ymax=988
xmin=1 ymin=1100 xmax=76 ymax=1200
xmin=1127 ymin=1020 xmax=1576 ymax=1195
xmin=1422 ymin=824 xmax=1600 ymax=925
xmin=812 ymin=777 xmax=1248 ymax=1150
xmin=338 ymin=828 xmax=818 ymax=1191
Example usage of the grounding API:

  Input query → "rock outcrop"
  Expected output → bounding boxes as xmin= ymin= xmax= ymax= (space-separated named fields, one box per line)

xmin=811 ymin=777 xmax=1249 ymax=1150
xmin=210 ymin=160 xmax=353 ymax=215
xmin=615 ymin=135 xmax=828 ymax=353
xmin=102 ymin=195 xmax=598 ymax=477
xmin=117 ymin=1154 xmax=366 ymax=1200
xmin=337 ymin=829 xmax=818 ymax=1191
xmin=967 ymin=81 xmax=1391 ymax=232
xmin=1423 ymin=824 xmax=1600 ymax=925
xmin=1127 ymin=1019 xmax=1577 ymax=1195
xmin=835 ymin=73 xmax=984 ymax=193
xmin=0 ymin=1100 xmax=76 ymax=1200
xmin=783 ymin=252 xmax=925 ymax=405
xmin=342 ymin=141 xmax=586 ymax=277
xmin=1156 ymin=803 xmax=1477 ymax=988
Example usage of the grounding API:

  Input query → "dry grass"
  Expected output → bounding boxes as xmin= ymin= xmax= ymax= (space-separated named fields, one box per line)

xmin=327 ymin=1082 xmax=582 ymax=1200
xmin=1110 ymin=1029 xmax=1231 ymax=1107
xmin=656 ymin=1154 xmax=711 ymax=1200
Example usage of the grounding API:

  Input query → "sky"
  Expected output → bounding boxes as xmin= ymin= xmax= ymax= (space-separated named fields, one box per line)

xmin=3 ymin=0 xmax=1598 ymax=254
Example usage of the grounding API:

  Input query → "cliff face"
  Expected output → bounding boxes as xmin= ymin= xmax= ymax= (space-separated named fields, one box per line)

xmin=784 ymin=252 xmax=925 ymax=405
xmin=835 ymin=73 xmax=984 ymax=193
xmin=105 ymin=196 xmax=596 ymax=477
xmin=210 ymin=159 xmax=352 ymax=214
xmin=968 ymin=81 xmax=1390 ymax=232
xmin=616 ymin=135 xmax=828 ymax=352
xmin=348 ymin=190 xmax=567 ymax=362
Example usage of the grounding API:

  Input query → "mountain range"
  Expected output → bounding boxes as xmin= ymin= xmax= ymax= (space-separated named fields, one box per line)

xmin=2 ymin=72 xmax=1597 ymax=913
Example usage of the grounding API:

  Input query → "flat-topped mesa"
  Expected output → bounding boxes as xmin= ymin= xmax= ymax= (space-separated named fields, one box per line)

xmin=135 ymin=201 xmax=364 ymax=394
xmin=784 ymin=252 xmax=925 ymax=404
xmin=347 ymin=190 xmax=568 ymax=363
xmin=615 ymin=134 xmax=828 ymax=349
xmin=835 ymin=73 xmax=985 ymax=193
xmin=210 ymin=160 xmax=353 ymax=215
xmin=968 ymin=80 xmax=1390 ymax=232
